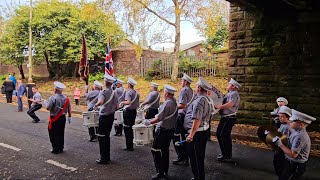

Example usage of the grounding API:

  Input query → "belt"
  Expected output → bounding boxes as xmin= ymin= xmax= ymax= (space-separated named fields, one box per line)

xmin=187 ymin=124 xmax=210 ymax=133
xmin=222 ymin=113 xmax=237 ymax=118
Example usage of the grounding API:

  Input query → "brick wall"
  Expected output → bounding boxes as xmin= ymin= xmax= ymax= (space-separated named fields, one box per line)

xmin=113 ymin=49 xmax=169 ymax=76
xmin=0 ymin=63 xmax=49 ymax=78
xmin=229 ymin=4 xmax=320 ymax=123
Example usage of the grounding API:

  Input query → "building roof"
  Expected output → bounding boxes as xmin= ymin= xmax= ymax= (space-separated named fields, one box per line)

xmin=162 ymin=40 xmax=204 ymax=53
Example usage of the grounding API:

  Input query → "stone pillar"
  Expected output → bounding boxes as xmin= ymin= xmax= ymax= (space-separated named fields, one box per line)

xmin=228 ymin=4 xmax=320 ymax=124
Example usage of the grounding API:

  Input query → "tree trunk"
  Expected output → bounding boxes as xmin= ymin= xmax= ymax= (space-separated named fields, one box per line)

xmin=171 ymin=4 xmax=181 ymax=81
xmin=44 ymin=52 xmax=55 ymax=78
xmin=73 ymin=62 xmax=79 ymax=77
xmin=17 ymin=64 xmax=25 ymax=79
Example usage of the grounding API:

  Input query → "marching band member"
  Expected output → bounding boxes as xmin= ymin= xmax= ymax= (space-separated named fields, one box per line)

xmin=120 ymin=77 xmax=140 ymax=151
xmin=143 ymin=84 xmax=178 ymax=180
xmin=184 ymin=77 xmax=213 ymax=180
xmin=140 ymin=82 xmax=160 ymax=119
xmin=272 ymin=106 xmax=293 ymax=176
xmin=93 ymin=74 xmax=119 ymax=164
xmin=114 ymin=79 xmax=126 ymax=136
xmin=43 ymin=82 xmax=72 ymax=154
xmin=173 ymin=73 xmax=194 ymax=165
xmin=86 ymin=80 xmax=103 ymax=142
xmin=215 ymin=78 xmax=241 ymax=162
xmin=27 ymin=86 xmax=42 ymax=123
xmin=273 ymin=109 xmax=316 ymax=180
xmin=270 ymin=97 xmax=289 ymax=129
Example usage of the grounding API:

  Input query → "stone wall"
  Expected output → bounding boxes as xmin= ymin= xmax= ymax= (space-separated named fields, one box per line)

xmin=229 ymin=3 xmax=320 ymax=123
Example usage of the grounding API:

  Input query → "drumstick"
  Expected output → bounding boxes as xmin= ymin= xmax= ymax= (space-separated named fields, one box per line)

xmin=175 ymin=140 xmax=186 ymax=146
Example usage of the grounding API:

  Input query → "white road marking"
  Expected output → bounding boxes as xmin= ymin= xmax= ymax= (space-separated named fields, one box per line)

xmin=45 ymin=159 xmax=77 ymax=172
xmin=0 ymin=143 xmax=21 ymax=151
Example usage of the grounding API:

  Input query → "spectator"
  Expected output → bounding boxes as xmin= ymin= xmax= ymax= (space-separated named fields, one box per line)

xmin=2 ymin=78 xmax=14 ymax=103
xmin=16 ymin=80 xmax=26 ymax=112
xmin=9 ymin=72 xmax=17 ymax=90
xmin=73 ymin=87 xmax=81 ymax=105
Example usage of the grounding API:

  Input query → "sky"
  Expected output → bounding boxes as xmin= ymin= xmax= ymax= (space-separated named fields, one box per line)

xmin=0 ymin=0 xmax=205 ymax=48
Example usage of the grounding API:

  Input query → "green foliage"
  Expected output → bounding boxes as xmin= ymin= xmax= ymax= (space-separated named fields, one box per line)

xmin=205 ymin=21 xmax=228 ymax=50
xmin=145 ymin=60 xmax=163 ymax=81
xmin=88 ymin=72 xmax=104 ymax=83
xmin=0 ymin=0 xmax=125 ymax=70
xmin=178 ymin=58 xmax=208 ymax=71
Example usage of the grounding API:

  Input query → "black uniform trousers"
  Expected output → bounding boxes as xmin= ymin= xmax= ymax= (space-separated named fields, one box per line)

xmin=279 ymin=159 xmax=306 ymax=180
xmin=273 ymin=150 xmax=285 ymax=177
xmin=27 ymin=104 xmax=42 ymax=122
xmin=5 ymin=91 xmax=13 ymax=103
xmin=216 ymin=116 xmax=237 ymax=158
xmin=88 ymin=127 xmax=98 ymax=140
xmin=98 ymin=114 xmax=114 ymax=161
xmin=48 ymin=115 xmax=66 ymax=151
xmin=123 ymin=109 xmax=137 ymax=149
xmin=152 ymin=127 xmax=174 ymax=175
xmin=173 ymin=114 xmax=188 ymax=161
xmin=186 ymin=130 xmax=207 ymax=180
xmin=145 ymin=108 xmax=158 ymax=119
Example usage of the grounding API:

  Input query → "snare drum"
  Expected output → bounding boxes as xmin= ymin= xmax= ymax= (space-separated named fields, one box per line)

xmin=132 ymin=124 xmax=154 ymax=146
xmin=114 ymin=110 xmax=124 ymax=125
xmin=135 ymin=109 xmax=145 ymax=124
xmin=82 ymin=111 xmax=99 ymax=127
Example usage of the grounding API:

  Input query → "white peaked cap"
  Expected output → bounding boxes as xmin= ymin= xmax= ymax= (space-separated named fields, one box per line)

xmin=278 ymin=106 xmax=292 ymax=117
xmin=289 ymin=109 xmax=316 ymax=124
xmin=277 ymin=97 xmax=288 ymax=105
xmin=94 ymin=80 xmax=103 ymax=88
xmin=54 ymin=81 xmax=66 ymax=90
xmin=117 ymin=79 xmax=124 ymax=84
xmin=127 ymin=77 xmax=137 ymax=86
xmin=151 ymin=82 xmax=159 ymax=87
xmin=196 ymin=77 xmax=212 ymax=91
xmin=182 ymin=73 xmax=193 ymax=83
xmin=104 ymin=74 xmax=116 ymax=83
xmin=164 ymin=84 xmax=176 ymax=94
xmin=229 ymin=78 xmax=241 ymax=88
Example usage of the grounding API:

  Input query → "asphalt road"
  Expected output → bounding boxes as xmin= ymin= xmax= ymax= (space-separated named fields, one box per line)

xmin=0 ymin=102 xmax=319 ymax=180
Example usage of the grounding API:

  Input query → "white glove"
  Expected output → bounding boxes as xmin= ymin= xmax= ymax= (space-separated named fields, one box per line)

xmin=67 ymin=117 xmax=72 ymax=124
xmin=272 ymin=136 xmax=282 ymax=147
xmin=143 ymin=119 xmax=151 ymax=126
xmin=264 ymin=130 xmax=269 ymax=135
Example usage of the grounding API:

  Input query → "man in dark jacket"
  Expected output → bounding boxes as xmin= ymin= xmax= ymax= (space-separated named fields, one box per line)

xmin=2 ymin=78 xmax=14 ymax=103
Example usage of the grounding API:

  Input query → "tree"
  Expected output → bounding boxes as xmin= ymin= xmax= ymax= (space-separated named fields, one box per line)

xmin=192 ymin=0 xmax=229 ymax=50
xmin=118 ymin=0 xmax=198 ymax=81
xmin=0 ymin=0 xmax=125 ymax=78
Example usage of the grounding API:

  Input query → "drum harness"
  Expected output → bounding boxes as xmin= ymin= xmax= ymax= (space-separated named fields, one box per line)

xmin=140 ymin=92 xmax=160 ymax=111
xmin=187 ymin=95 xmax=214 ymax=134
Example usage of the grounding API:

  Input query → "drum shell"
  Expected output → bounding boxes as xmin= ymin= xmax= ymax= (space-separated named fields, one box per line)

xmin=83 ymin=111 xmax=99 ymax=127
xmin=133 ymin=124 xmax=154 ymax=145
xmin=114 ymin=110 xmax=124 ymax=125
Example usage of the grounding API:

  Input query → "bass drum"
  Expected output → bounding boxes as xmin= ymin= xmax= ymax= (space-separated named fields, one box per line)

xmin=207 ymin=85 xmax=224 ymax=114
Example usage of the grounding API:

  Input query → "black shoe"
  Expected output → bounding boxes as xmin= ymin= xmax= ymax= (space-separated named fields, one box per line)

xmin=32 ymin=120 xmax=39 ymax=123
xmin=152 ymin=173 xmax=166 ymax=180
xmin=172 ymin=158 xmax=188 ymax=165
xmin=50 ymin=149 xmax=61 ymax=154
xmin=96 ymin=159 xmax=110 ymax=164
xmin=122 ymin=147 xmax=134 ymax=151
xmin=88 ymin=138 xmax=97 ymax=142
xmin=217 ymin=154 xmax=224 ymax=160
xmin=113 ymin=133 xmax=119 ymax=136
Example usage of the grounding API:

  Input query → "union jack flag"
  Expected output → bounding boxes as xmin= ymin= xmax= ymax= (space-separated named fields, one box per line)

xmin=105 ymin=37 xmax=114 ymax=76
